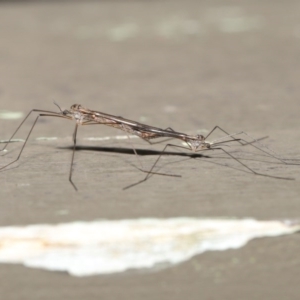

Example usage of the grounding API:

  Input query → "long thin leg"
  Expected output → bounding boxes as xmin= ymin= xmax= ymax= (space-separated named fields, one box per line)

xmin=205 ymin=126 xmax=300 ymax=165
xmin=1 ymin=109 xmax=67 ymax=152
xmin=212 ymin=131 xmax=300 ymax=165
xmin=205 ymin=126 xmax=269 ymax=149
xmin=124 ymin=140 xmax=295 ymax=190
xmin=203 ymin=147 xmax=294 ymax=180
xmin=164 ymin=127 xmax=176 ymax=132
xmin=235 ymin=135 xmax=269 ymax=146
xmin=81 ymin=122 xmax=181 ymax=178
xmin=205 ymin=125 xmax=246 ymax=146
xmin=123 ymin=129 xmax=145 ymax=170
xmin=69 ymin=123 xmax=79 ymax=191
xmin=123 ymin=143 xmax=188 ymax=190
xmin=81 ymin=122 xmax=176 ymax=145
xmin=124 ymin=132 xmax=181 ymax=178
xmin=0 ymin=113 xmax=71 ymax=171
xmin=232 ymin=131 xmax=300 ymax=164
xmin=141 ymin=127 xmax=177 ymax=145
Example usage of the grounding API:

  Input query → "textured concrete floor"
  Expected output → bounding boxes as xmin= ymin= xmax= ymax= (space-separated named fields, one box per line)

xmin=0 ymin=1 xmax=300 ymax=299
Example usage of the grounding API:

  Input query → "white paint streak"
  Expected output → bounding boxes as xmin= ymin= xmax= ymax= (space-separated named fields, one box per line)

xmin=17 ymin=183 xmax=30 ymax=187
xmin=1 ymin=135 xmax=139 ymax=144
xmin=0 ymin=111 xmax=24 ymax=120
xmin=107 ymin=23 xmax=139 ymax=42
xmin=219 ymin=16 xmax=262 ymax=33
xmin=35 ymin=137 xmax=58 ymax=141
xmin=158 ymin=17 xmax=203 ymax=39
xmin=0 ymin=139 xmax=24 ymax=143
xmin=0 ymin=218 xmax=298 ymax=277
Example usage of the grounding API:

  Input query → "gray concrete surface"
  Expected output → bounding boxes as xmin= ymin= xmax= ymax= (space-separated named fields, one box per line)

xmin=0 ymin=1 xmax=300 ymax=299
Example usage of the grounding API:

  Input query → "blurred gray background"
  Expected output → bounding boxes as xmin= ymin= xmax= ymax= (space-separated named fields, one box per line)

xmin=0 ymin=1 xmax=300 ymax=299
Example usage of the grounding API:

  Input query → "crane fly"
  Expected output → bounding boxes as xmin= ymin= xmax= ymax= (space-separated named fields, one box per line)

xmin=0 ymin=104 xmax=298 ymax=190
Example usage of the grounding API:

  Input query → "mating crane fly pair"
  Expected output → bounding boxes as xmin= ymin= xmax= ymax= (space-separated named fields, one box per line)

xmin=0 ymin=103 xmax=297 ymax=190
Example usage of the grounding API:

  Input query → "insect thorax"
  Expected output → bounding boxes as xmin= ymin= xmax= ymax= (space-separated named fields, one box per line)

xmin=186 ymin=135 xmax=206 ymax=151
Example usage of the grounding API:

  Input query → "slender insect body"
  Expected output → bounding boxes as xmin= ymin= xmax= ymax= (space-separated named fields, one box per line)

xmin=133 ymin=130 xmax=161 ymax=140
xmin=74 ymin=112 xmax=85 ymax=124
xmin=1 ymin=103 xmax=298 ymax=191
xmin=119 ymin=123 xmax=145 ymax=138
xmin=180 ymin=134 xmax=207 ymax=152
xmin=63 ymin=108 xmax=85 ymax=124
xmin=94 ymin=115 xmax=119 ymax=126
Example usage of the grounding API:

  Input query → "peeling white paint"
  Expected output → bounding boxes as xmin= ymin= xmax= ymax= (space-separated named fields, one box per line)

xmin=0 ymin=218 xmax=298 ymax=277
